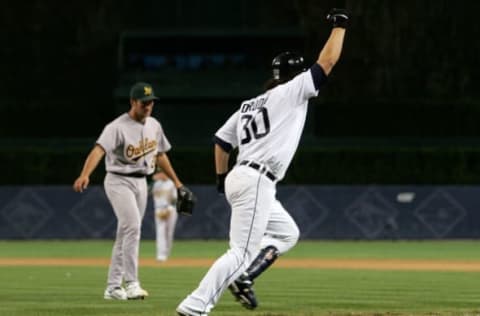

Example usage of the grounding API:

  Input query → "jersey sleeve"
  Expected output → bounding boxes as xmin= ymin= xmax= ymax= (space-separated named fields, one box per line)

xmin=157 ymin=122 xmax=172 ymax=153
xmin=96 ymin=123 xmax=118 ymax=153
xmin=281 ymin=64 xmax=327 ymax=106
xmin=310 ymin=63 xmax=328 ymax=90
xmin=214 ymin=110 xmax=239 ymax=152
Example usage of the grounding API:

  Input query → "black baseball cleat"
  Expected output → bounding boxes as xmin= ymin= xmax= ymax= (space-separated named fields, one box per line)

xmin=228 ymin=275 xmax=258 ymax=310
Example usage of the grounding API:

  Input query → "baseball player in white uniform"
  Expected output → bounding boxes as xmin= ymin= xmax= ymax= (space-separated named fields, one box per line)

xmin=151 ymin=169 xmax=178 ymax=261
xmin=177 ymin=8 xmax=349 ymax=316
xmin=73 ymin=82 xmax=187 ymax=300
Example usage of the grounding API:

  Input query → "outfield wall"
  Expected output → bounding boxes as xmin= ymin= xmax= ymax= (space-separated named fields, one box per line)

xmin=0 ymin=185 xmax=478 ymax=240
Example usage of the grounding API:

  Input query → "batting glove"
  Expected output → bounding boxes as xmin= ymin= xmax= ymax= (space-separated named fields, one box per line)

xmin=326 ymin=8 xmax=350 ymax=29
xmin=216 ymin=172 xmax=227 ymax=194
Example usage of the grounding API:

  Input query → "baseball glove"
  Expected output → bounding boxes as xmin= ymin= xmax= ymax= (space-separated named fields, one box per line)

xmin=176 ymin=186 xmax=196 ymax=216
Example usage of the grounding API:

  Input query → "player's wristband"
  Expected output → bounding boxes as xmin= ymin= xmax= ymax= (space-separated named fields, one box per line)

xmin=216 ymin=173 xmax=227 ymax=194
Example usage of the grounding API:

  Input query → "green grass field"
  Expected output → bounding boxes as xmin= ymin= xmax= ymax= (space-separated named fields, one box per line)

xmin=0 ymin=240 xmax=479 ymax=316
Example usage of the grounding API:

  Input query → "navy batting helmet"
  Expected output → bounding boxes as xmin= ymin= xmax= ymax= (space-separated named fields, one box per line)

xmin=271 ymin=51 xmax=305 ymax=80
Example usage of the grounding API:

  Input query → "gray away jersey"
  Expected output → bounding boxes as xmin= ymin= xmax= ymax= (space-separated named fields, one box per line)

xmin=97 ymin=113 xmax=171 ymax=175
xmin=215 ymin=65 xmax=325 ymax=181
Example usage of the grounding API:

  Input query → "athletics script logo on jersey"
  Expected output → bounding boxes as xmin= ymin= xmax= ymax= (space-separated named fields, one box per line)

xmin=97 ymin=113 xmax=172 ymax=175
xmin=126 ymin=138 xmax=157 ymax=162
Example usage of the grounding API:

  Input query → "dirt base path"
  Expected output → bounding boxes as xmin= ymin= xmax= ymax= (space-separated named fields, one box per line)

xmin=1 ymin=258 xmax=480 ymax=271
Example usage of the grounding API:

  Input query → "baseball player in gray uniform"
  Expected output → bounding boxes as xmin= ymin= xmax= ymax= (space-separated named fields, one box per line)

xmin=176 ymin=8 xmax=349 ymax=316
xmin=73 ymin=82 xmax=187 ymax=300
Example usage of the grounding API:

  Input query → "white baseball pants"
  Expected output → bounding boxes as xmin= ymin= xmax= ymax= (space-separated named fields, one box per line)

xmin=155 ymin=205 xmax=178 ymax=260
xmin=178 ymin=165 xmax=299 ymax=315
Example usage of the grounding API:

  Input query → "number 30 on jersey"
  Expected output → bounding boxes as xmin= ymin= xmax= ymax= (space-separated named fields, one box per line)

xmin=240 ymin=107 xmax=271 ymax=145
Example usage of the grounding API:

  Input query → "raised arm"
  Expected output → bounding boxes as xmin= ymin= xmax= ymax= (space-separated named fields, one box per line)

xmin=317 ymin=8 xmax=349 ymax=76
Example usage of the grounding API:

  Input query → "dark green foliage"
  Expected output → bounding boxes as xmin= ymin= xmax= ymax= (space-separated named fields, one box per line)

xmin=1 ymin=1 xmax=480 ymax=185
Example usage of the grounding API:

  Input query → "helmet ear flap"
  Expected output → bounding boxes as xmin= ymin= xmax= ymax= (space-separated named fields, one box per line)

xmin=273 ymin=69 xmax=281 ymax=80
xmin=271 ymin=51 xmax=305 ymax=81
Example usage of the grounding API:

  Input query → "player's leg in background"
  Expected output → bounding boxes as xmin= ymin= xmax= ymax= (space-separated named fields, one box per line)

xmin=166 ymin=207 xmax=178 ymax=259
xmin=155 ymin=209 xmax=169 ymax=261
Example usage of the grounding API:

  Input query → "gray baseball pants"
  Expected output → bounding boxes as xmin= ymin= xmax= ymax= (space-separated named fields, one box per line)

xmin=104 ymin=173 xmax=147 ymax=288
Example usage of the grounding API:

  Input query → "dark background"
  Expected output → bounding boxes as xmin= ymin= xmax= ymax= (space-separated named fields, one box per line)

xmin=1 ymin=0 xmax=479 ymax=185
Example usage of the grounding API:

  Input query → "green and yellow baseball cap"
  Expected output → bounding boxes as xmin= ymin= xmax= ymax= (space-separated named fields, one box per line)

xmin=129 ymin=82 xmax=159 ymax=101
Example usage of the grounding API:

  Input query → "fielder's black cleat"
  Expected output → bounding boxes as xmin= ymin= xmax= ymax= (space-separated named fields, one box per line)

xmin=228 ymin=275 xmax=258 ymax=310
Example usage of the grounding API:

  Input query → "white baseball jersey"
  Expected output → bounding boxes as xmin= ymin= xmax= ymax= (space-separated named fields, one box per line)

xmin=215 ymin=65 xmax=321 ymax=180
xmin=97 ymin=113 xmax=171 ymax=175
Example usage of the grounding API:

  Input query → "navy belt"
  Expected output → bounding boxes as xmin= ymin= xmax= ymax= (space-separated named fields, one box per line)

xmin=110 ymin=171 xmax=147 ymax=178
xmin=240 ymin=160 xmax=276 ymax=182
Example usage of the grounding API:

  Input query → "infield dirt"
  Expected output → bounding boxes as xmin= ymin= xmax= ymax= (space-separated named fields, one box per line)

xmin=1 ymin=258 xmax=480 ymax=271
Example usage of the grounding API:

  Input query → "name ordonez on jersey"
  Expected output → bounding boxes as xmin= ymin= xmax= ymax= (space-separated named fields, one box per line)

xmin=216 ymin=65 xmax=322 ymax=181
xmin=240 ymin=96 xmax=268 ymax=113
xmin=240 ymin=95 xmax=284 ymax=175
